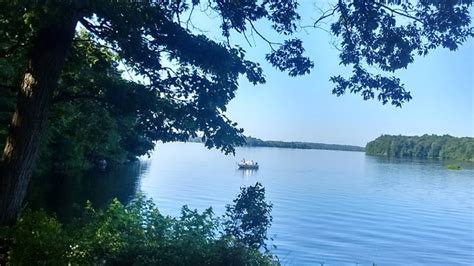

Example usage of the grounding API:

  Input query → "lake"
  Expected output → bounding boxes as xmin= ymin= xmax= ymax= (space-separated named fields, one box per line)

xmin=32 ymin=142 xmax=474 ymax=265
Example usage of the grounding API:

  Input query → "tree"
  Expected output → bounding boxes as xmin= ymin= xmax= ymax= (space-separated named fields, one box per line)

xmin=224 ymin=182 xmax=273 ymax=250
xmin=365 ymin=134 xmax=474 ymax=161
xmin=1 ymin=186 xmax=275 ymax=265
xmin=39 ymin=32 xmax=161 ymax=171
xmin=0 ymin=0 xmax=472 ymax=224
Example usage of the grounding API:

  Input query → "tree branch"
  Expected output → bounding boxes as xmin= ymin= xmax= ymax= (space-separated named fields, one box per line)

xmin=185 ymin=3 xmax=195 ymax=30
xmin=313 ymin=5 xmax=339 ymax=27
xmin=338 ymin=0 xmax=353 ymax=38
xmin=300 ymin=5 xmax=338 ymax=34
xmin=247 ymin=20 xmax=282 ymax=51
xmin=79 ymin=18 xmax=112 ymax=36
xmin=242 ymin=30 xmax=253 ymax=47
xmin=73 ymin=31 xmax=120 ymax=53
xmin=374 ymin=1 xmax=425 ymax=24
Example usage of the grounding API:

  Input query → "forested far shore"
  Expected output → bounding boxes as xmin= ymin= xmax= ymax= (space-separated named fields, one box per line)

xmin=188 ymin=136 xmax=365 ymax=152
xmin=365 ymin=135 xmax=474 ymax=161
xmin=244 ymin=137 xmax=365 ymax=152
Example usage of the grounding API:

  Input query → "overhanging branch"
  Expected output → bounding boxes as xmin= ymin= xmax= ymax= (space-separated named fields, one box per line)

xmin=374 ymin=1 xmax=425 ymax=24
xmin=247 ymin=20 xmax=282 ymax=51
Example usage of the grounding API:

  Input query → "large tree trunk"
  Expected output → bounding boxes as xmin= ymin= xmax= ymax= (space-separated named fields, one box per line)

xmin=0 ymin=19 xmax=78 ymax=225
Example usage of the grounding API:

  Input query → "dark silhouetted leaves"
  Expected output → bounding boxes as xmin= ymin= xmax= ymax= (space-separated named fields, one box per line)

xmin=224 ymin=182 xmax=273 ymax=250
xmin=330 ymin=65 xmax=412 ymax=107
xmin=1 ymin=0 xmax=472 ymax=159
xmin=329 ymin=0 xmax=472 ymax=106
xmin=266 ymin=39 xmax=313 ymax=76
xmin=1 ymin=184 xmax=276 ymax=265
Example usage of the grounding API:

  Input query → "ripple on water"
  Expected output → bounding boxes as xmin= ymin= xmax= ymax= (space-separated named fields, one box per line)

xmin=139 ymin=143 xmax=474 ymax=265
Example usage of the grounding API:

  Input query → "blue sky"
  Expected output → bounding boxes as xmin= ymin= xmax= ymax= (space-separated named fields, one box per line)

xmin=192 ymin=4 xmax=474 ymax=146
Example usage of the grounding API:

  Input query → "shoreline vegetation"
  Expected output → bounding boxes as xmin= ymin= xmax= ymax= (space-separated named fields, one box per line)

xmin=189 ymin=136 xmax=365 ymax=152
xmin=191 ymin=134 xmax=473 ymax=163
xmin=366 ymin=135 xmax=474 ymax=162
xmin=447 ymin=164 xmax=462 ymax=170
xmin=244 ymin=137 xmax=365 ymax=152
xmin=0 ymin=184 xmax=276 ymax=265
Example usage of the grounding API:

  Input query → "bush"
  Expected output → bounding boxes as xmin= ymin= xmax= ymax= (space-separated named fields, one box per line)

xmin=224 ymin=183 xmax=273 ymax=250
xmin=446 ymin=164 xmax=462 ymax=170
xmin=0 ymin=183 xmax=277 ymax=265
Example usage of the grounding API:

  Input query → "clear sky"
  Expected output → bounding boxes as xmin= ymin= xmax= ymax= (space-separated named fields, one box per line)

xmin=191 ymin=3 xmax=474 ymax=146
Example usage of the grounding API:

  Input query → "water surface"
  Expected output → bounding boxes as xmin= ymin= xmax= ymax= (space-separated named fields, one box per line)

xmin=31 ymin=142 xmax=474 ymax=265
xmin=138 ymin=143 xmax=474 ymax=265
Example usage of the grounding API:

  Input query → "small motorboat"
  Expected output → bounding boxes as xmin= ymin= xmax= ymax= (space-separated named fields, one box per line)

xmin=237 ymin=159 xmax=259 ymax=170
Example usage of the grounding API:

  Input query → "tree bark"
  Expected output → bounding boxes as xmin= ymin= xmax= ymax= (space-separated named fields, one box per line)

xmin=0 ymin=19 xmax=78 ymax=225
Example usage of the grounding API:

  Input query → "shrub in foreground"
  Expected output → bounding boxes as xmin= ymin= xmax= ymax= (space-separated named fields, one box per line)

xmin=0 ymin=183 xmax=276 ymax=265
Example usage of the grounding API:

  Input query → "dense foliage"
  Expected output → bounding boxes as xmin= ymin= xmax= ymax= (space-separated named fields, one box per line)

xmin=1 ymin=0 xmax=472 ymax=165
xmin=1 ymin=32 xmax=157 ymax=171
xmin=224 ymin=183 xmax=273 ymax=250
xmin=365 ymin=135 xmax=474 ymax=161
xmin=329 ymin=0 xmax=473 ymax=106
xmin=0 ymin=183 xmax=276 ymax=265
xmin=0 ymin=0 xmax=473 ymax=226
xmin=244 ymin=136 xmax=364 ymax=152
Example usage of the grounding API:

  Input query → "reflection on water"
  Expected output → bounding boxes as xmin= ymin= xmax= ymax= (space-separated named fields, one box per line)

xmin=27 ymin=161 xmax=150 ymax=221
xmin=27 ymin=143 xmax=474 ymax=264
xmin=139 ymin=143 xmax=474 ymax=265
xmin=366 ymin=154 xmax=474 ymax=169
xmin=237 ymin=168 xmax=259 ymax=178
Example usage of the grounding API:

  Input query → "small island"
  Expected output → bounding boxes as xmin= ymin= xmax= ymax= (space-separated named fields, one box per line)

xmin=447 ymin=164 xmax=462 ymax=170
xmin=365 ymin=134 xmax=474 ymax=162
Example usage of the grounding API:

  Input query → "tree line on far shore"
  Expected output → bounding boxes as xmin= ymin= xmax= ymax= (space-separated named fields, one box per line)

xmin=188 ymin=136 xmax=365 ymax=152
xmin=365 ymin=135 xmax=474 ymax=161
xmin=191 ymin=135 xmax=474 ymax=162
xmin=243 ymin=137 xmax=365 ymax=152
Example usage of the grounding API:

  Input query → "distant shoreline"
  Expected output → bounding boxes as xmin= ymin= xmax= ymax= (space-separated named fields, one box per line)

xmin=243 ymin=136 xmax=365 ymax=152
xmin=187 ymin=134 xmax=474 ymax=162
xmin=188 ymin=136 xmax=365 ymax=152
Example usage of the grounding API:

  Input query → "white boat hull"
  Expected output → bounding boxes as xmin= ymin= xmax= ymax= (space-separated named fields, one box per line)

xmin=237 ymin=163 xmax=259 ymax=169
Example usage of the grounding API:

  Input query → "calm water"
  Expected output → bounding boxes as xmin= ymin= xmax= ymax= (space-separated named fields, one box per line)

xmin=138 ymin=143 xmax=474 ymax=265
xmin=33 ymin=142 xmax=474 ymax=265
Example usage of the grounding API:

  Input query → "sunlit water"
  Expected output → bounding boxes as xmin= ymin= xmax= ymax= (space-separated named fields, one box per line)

xmin=138 ymin=143 xmax=474 ymax=265
xmin=31 ymin=142 xmax=474 ymax=265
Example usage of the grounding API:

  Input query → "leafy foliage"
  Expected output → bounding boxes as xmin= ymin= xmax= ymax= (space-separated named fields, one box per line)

xmin=266 ymin=39 xmax=314 ymax=76
xmin=0 ymin=0 xmax=472 ymax=168
xmin=365 ymin=134 xmax=474 ymax=161
xmin=0 ymin=32 xmax=157 ymax=171
xmin=0 ymin=183 xmax=276 ymax=265
xmin=329 ymin=0 xmax=473 ymax=106
xmin=0 ymin=0 xmax=473 ymax=225
xmin=446 ymin=164 xmax=462 ymax=170
xmin=224 ymin=183 xmax=273 ymax=250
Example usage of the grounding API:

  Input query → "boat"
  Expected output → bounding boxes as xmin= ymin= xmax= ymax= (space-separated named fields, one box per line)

xmin=237 ymin=159 xmax=259 ymax=169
